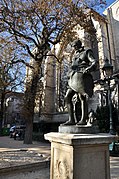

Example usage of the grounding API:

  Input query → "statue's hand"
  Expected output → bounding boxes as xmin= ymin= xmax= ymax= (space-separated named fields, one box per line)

xmin=83 ymin=68 xmax=90 ymax=74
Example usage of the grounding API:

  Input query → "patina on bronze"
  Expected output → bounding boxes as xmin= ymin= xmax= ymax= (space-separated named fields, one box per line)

xmin=62 ymin=39 xmax=97 ymax=126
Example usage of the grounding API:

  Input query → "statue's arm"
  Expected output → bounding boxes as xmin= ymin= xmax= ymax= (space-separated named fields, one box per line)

xmin=71 ymin=57 xmax=78 ymax=70
xmin=83 ymin=50 xmax=97 ymax=73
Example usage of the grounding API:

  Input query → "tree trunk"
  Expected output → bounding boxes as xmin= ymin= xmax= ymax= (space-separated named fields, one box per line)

xmin=23 ymin=114 xmax=33 ymax=144
xmin=0 ymin=92 xmax=5 ymax=136
xmin=0 ymin=112 xmax=2 ymax=136
xmin=23 ymin=61 xmax=41 ymax=144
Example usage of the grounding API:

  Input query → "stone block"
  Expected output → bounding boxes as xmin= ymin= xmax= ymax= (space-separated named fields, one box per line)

xmin=45 ymin=132 xmax=117 ymax=179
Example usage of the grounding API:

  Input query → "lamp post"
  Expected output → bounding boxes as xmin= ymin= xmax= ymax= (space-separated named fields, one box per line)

xmin=102 ymin=58 xmax=116 ymax=135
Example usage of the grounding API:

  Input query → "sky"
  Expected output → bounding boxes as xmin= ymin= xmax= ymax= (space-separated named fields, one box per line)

xmin=99 ymin=0 xmax=117 ymax=14
xmin=106 ymin=0 xmax=116 ymax=6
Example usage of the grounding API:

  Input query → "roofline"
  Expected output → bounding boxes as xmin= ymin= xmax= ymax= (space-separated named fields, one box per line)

xmin=89 ymin=8 xmax=108 ymax=23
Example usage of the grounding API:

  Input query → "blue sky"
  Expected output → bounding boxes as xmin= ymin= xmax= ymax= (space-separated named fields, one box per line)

xmin=99 ymin=0 xmax=117 ymax=14
xmin=106 ymin=0 xmax=116 ymax=6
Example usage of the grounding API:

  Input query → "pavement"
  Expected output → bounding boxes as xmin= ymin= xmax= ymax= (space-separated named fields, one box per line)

xmin=0 ymin=136 xmax=51 ymax=179
xmin=0 ymin=136 xmax=119 ymax=179
xmin=0 ymin=136 xmax=51 ymax=154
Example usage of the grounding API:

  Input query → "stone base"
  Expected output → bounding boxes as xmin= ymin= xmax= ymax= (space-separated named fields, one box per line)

xmin=59 ymin=124 xmax=99 ymax=134
xmin=45 ymin=132 xmax=117 ymax=179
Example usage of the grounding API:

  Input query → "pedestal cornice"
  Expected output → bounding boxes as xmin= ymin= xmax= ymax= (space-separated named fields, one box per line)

xmin=45 ymin=132 xmax=118 ymax=146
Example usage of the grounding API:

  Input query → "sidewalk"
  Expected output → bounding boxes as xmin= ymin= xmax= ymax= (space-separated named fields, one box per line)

xmin=0 ymin=136 xmax=51 ymax=179
xmin=0 ymin=136 xmax=119 ymax=179
xmin=0 ymin=136 xmax=51 ymax=155
xmin=110 ymin=156 xmax=119 ymax=179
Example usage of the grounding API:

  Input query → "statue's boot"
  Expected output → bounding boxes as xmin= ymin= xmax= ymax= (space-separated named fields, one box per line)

xmin=76 ymin=120 xmax=87 ymax=125
xmin=76 ymin=97 xmax=87 ymax=126
xmin=62 ymin=103 xmax=75 ymax=126
xmin=62 ymin=120 xmax=75 ymax=126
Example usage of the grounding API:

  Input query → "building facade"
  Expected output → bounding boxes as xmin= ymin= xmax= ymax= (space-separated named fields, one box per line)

xmin=4 ymin=92 xmax=25 ymax=126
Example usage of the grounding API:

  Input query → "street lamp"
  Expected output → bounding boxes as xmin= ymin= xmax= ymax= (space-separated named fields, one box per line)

xmin=102 ymin=58 xmax=116 ymax=135
xmin=102 ymin=58 xmax=113 ymax=78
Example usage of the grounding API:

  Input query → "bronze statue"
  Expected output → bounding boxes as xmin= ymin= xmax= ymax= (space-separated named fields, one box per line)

xmin=63 ymin=39 xmax=97 ymax=125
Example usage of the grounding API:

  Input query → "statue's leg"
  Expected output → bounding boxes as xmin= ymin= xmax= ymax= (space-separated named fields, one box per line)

xmin=74 ymin=95 xmax=81 ymax=123
xmin=62 ymin=89 xmax=76 ymax=125
xmin=76 ymin=94 xmax=88 ymax=125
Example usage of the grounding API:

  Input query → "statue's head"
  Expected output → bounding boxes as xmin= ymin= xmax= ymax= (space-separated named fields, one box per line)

xmin=71 ymin=39 xmax=82 ymax=49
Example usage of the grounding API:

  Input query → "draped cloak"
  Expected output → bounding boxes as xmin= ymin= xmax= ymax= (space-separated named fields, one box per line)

xmin=68 ymin=49 xmax=94 ymax=98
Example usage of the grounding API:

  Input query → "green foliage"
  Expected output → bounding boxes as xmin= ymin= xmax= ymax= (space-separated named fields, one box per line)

xmin=95 ymin=105 xmax=118 ymax=133
xmin=1 ymin=127 xmax=10 ymax=136
xmin=95 ymin=106 xmax=109 ymax=132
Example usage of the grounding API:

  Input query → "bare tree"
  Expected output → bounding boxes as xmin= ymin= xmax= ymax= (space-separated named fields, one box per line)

xmin=0 ymin=0 xmax=105 ymax=143
xmin=0 ymin=37 xmax=25 ymax=135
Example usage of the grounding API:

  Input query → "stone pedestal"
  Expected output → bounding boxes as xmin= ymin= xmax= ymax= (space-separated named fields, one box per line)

xmin=59 ymin=124 xmax=99 ymax=134
xmin=45 ymin=132 xmax=117 ymax=179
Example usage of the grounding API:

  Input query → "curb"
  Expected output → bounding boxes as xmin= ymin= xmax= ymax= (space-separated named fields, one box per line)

xmin=0 ymin=160 xmax=50 ymax=175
